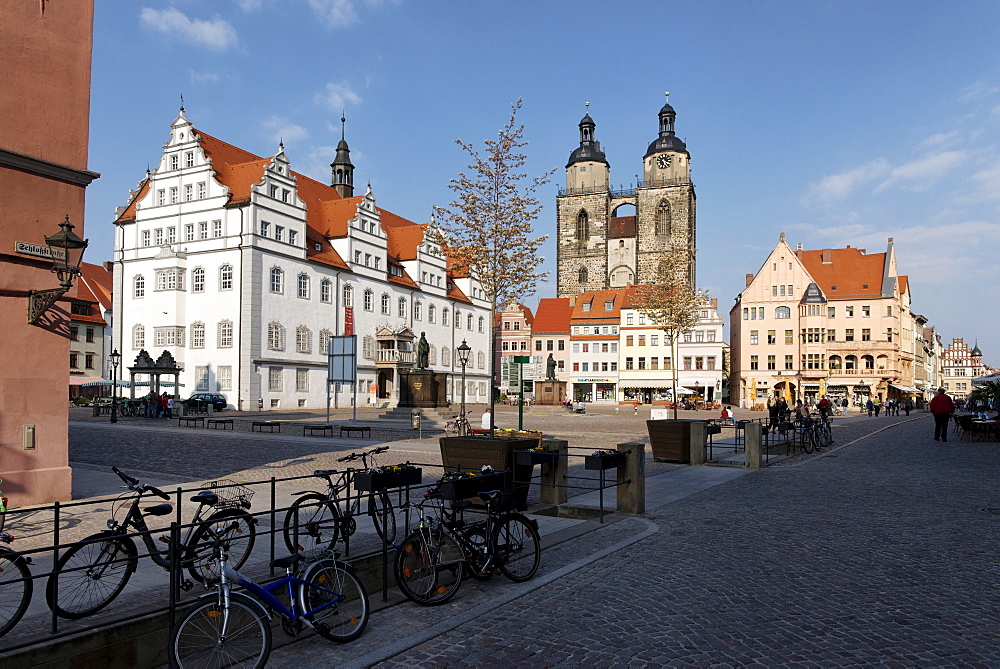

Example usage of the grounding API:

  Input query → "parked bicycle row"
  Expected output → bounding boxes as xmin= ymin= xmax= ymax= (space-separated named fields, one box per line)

xmin=0 ymin=447 xmax=543 ymax=663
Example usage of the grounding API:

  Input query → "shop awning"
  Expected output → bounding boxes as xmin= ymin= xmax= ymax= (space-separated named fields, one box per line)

xmin=890 ymin=384 xmax=920 ymax=393
xmin=619 ymin=381 xmax=672 ymax=389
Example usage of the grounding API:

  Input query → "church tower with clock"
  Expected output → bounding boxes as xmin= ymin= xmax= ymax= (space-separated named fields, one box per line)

xmin=556 ymin=94 xmax=696 ymax=298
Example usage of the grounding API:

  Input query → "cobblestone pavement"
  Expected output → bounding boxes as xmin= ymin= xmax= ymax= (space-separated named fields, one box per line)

xmin=264 ymin=414 xmax=1000 ymax=667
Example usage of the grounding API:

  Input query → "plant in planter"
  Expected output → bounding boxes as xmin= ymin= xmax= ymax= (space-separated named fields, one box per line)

xmin=438 ymin=466 xmax=508 ymax=501
xmin=353 ymin=464 xmax=422 ymax=491
xmin=585 ymin=449 xmax=627 ymax=471
xmin=514 ymin=445 xmax=560 ymax=466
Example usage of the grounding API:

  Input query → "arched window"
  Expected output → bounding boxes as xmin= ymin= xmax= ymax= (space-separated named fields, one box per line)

xmin=320 ymin=279 xmax=332 ymax=303
xmin=190 ymin=322 xmax=205 ymax=348
xmin=133 ymin=275 xmax=145 ymax=299
xmin=478 ymin=316 xmax=485 ymax=333
xmin=268 ymin=322 xmax=285 ymax=350
xmin=576 ymin=210 xmax=589 ymax=241
xmin=297 ymin=273 xmax=310 ymax=299
xmin=655 ymin=200 xmax=671 ymax=235
xmin=414 ymin=301 xmax=423 ymax=320
xmin=442 ymin=346 xmax=451 ymax=366
xmin=428 ymin=305 xmax=436 ymax=324
xmin=343 ymin=284 xmax=354 ymax=308
xmin=442 ymin=308 xmax=449 ymax=327
xmin=381 ymin=293 xmax=390 ymax=315
xmin=132 ymin=324 xmax=145 ymax=349
xmin=455 ymin=310 xmax=462 ymax=329
xmin=862 ymin=355 xmax=875 ymax=370
xmin=775 ymin=306 xmax=791 ymax=319
xmin=319 ymin=328 xmax=332 ymax=353
xmin=296 ymin=326 xmax=311 ymax=353
xmin=270 ymin=267 xmax=284 ymax=293
xmin=364 ymin=288 xmax=374 ymax=311
xmin=218 ymin=320 xmax=233 ymax=348
xmin=398 ymin=296 xmax=407 ymax=318
xmin=192 ymin=268 xmax=205 ymax=293
xmin=219 ymin=264 xmax=233 ymax=290
xmin=468 ymin=314 xmax=474 ymax=330
xmin=477 ymin=351 xmax=486 ymax=369
xmin=578 ymin=267 xmax=588 ymax=284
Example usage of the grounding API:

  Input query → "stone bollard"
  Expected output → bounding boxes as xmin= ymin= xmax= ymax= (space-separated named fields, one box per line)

xmin=176 ymin=402 xmax=185 ymax=417
xmin=539 ymin=438 xmax=567 ymax=506
xmin=207 ymin=403 xmax=214 ymax=415
xmin=616 ymin=442 xmax=646 ymax=514
xmin=745 ymin=422 xmax=763 ymax=469
xmin=690 ymin=421 xmax=707 ymax=465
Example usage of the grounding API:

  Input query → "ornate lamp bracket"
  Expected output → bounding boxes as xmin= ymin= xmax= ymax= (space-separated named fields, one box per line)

xmin=28 ymin=288 xmax=67 ymax=325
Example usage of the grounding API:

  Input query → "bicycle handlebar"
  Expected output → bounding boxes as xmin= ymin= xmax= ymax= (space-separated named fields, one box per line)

xmin=112 ymin=466 xmax=139 ymax=487
xmin=146 ymin=485 xmax=170 ymax=500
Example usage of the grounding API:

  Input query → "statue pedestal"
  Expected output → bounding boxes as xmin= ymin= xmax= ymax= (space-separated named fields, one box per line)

xmin=534 ymin=380 xmax=567 ymax=406
xmin=399 ymin=369 xmax=448 ymax=408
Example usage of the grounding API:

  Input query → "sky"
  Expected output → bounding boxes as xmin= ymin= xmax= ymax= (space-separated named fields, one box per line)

xmin=84 ymin=0 xmax=1000 ymax=361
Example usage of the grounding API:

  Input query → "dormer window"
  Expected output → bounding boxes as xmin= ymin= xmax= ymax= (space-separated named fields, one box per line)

xmin=604 ymin=300 xmax=614 ymax=311
xmin=582 ymin=301 xmax=592 ymax=313
xmin=315 ymin=242 xmax=322 ymax=251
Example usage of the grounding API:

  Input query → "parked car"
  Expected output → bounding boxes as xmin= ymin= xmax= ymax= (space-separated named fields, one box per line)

xmin=184 ymin=393 xmax=228 ymax=412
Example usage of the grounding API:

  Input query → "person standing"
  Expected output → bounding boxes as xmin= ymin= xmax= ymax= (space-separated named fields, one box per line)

xmin=767 ymin=399 xmax=779 ymax=433
xmin=165 ymin=395 xmax=174 ymax=419
xmin=904 ymin=398 xmax=913 ymax=416
xmin=818 ymin=395 xmax=831 ymax=421
xmin=866 ymin=398 xmax=874 ymax=417
xmin=929 ymin=387 xmax=955 ymax=442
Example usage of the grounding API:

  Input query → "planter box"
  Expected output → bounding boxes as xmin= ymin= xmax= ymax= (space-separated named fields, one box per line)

xmin=438 ymin=471 xmax=507 ymax=501
xmin=646 ymin=419 xmax=700 ymax=463
xmin=514 ymin=449 xmax=560 ymax=466
xmin=439 ymin=436 xmax=536 ymax=510
xmin=353 ymin=467 xmax=422 ymax=492
xmin=585 ymin=452 xmax=627 ymax=470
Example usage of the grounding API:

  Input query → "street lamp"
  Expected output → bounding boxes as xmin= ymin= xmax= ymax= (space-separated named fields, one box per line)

xmin=28 ymin=215 xmax=89 ymax=324
xmin=109 ymin=349 xmax=121 ymax=424
xmin=457 ymin=339 xmax=471 ymax=436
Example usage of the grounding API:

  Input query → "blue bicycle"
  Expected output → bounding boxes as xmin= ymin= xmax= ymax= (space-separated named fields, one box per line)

xmin=168 ymin=543 xmax=370 ymax=668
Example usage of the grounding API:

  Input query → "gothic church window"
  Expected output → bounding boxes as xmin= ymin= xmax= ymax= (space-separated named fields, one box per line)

xmin=579 ymin=267 xmax=588 ymax=284
xmin=576 ymin=210 xmax=589 ymax=241
xmin=656 ymin=201 xmax=671 ymax=235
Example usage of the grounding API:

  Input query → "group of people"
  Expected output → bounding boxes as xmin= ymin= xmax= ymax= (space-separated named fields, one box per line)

xmin=863 ymin=397 xmax=913 ymax=417
xmin=143 ymin=391 xmax=174 ymax=419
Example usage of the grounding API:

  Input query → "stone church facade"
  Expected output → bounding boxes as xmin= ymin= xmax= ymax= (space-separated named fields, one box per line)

xmin=556 ymin=96 xmax=696 ymax=298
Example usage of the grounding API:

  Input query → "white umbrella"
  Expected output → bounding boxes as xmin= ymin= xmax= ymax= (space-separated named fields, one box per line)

xmin=671 ymin=387 xmax=695 ymax=395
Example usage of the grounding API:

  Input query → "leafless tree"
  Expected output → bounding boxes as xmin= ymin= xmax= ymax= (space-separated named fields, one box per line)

xmin=431 ymin=99 xmax=554 ymax=432
xmin=633 ymin=240 xmax=701 ymax=419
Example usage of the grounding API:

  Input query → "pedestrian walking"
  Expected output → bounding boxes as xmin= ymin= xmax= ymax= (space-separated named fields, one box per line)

xmin=874 ymin=399 xmax=882 ymax=417
xmin=904 ymin=399 xmax=913 ymax=416
xmin=929 ymin=387 xmax=955 ymax=442
xmin=633 ymin=401 xmax=639 ymax=416
xmin=866 ymin=399 xmax=874 ymax=417
xmin=165 ymin=395 xmax=174 ymax=419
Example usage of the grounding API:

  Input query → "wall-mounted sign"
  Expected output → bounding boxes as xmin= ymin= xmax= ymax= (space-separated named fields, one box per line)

xmin=14 ymin=241 xmax=66 ymax=261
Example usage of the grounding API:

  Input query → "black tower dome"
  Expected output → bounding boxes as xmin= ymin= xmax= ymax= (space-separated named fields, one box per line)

xmin=644 ymin=92 xmax=687 ymax=158
xmin=566 ymin=104 xmax=609 ymax=168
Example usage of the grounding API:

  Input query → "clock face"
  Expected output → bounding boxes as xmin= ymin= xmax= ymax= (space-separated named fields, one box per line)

xmin=656 ymin=155 xmax=672 ymax=169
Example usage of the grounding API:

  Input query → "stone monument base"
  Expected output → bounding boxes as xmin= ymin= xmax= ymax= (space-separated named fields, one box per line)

xmin=534 ymin=380 xmax=567 ymax=406
xmin=399 ymin=369 xmax=448 ymax=407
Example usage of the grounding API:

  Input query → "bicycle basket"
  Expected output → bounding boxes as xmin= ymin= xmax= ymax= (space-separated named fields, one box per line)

xmin=208 ymin=479 xmax=254 ymax=509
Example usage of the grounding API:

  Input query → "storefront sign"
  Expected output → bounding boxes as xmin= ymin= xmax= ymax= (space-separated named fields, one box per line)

xmin=14 ymin=241 xmax=66 ymax=261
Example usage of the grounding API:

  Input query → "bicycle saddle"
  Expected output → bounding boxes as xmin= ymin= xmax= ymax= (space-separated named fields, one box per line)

xmin=478 ymin=490 xmax=501 ymax=503
xmin=270 ymin=554 xmax=303 ymax=569
xmin=313 ymin=469 xmax=337 ymax=477
xmin=143 ymin=503 xmax=173 ymax=517
xmin=191 ymin=491 xmax=219 ymax=506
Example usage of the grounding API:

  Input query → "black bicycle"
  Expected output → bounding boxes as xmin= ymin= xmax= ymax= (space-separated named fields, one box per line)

xmin=46 ymin=467 xmax=256 ymax=619
xmin=395 ymin=477 xmax=541 ymax=606
xmin=282 ymin=447 xmax=396 ymax=554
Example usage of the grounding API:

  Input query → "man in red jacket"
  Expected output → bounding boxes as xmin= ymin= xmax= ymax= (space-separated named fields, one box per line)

xmin=929 ymin=387 xmax=955 ymax=442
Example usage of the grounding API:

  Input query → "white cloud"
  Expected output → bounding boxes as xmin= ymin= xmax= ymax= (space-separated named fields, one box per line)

xmin=958 ymin=81 xmax=1000 ymax=102
xmin=308 ymin=0 xmax=360 ymax=27
xmin=189 ymin=70 xmax=220 ymax=84
xmin=260 ymin=116 xmax=309 ymax=146
xmin=874 ymin=151 xmax=968 ymax=192
xmin=315 ymin=82 xmax=362 ymax=112
xmin=967 ymin=160 xmax=1000 ymax=203
xmin=139 ymin=7 xmax=238 ymax=51
xmin=920 ymin=130 xmax=961 ymax=148
xmin=237 ymin=0 xmax=264 ymax=10
xmin=802 ymin=159 xmax=890 ymax=207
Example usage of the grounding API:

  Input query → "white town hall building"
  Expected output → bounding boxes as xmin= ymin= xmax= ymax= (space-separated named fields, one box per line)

xmin=111 ymin=108 xmax=492 ymax=411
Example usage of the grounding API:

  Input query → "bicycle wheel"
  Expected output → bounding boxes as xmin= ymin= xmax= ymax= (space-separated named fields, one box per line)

xmin=460 ymin=523 xmax=493 ymax=581
xmin=0 ymin=548 xmax=32 ymax=637
xmin=169 ymin=591 xmax=270 ymax=668
xmin=799 ymin=428 xmax=814 ymax=453
xmin=283 ymin=493 xmax=340 ymax=554
xmin=493 ymin=514 xmax=541 ymax=582
xmin=394 ymin=526 xmax=464 ymax=605
xmin=369 ymin=492 xmax=396 ymax=544
xmin=819 ymin=422 xmax=834 ymax=446
xmin=187 ymin=509 xmax=256 ymax=583
xmin=299 ymin=559 xmax=369 ymax=642
xmin=46 ymin=532 xmax=137 ymax=619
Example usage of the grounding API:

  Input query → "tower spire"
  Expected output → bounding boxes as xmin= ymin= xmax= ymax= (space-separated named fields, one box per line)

xmin=330 ymin=114 xmax=355 ymax=197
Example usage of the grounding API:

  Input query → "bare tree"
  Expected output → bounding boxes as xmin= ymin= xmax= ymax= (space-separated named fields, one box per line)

xmin=633 ymin=240 xmax=701 ymax=420
xmin=431 ymin=98 xmax=555 ymax=433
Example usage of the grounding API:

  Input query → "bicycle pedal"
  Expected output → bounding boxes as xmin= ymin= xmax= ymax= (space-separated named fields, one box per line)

xmin=180 ymin=579 xmax=194 ymax=592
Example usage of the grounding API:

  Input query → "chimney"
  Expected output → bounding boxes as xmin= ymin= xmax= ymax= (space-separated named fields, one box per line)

xmin=796 ymin=243 xmax=802 ymax=251
xmin=745 ymin=273 xmax=754 ymax=287
xmin=821 ymin=249 xmax=832 ymax=264
xmin=103 ymin=261 xmax=113 ymax=273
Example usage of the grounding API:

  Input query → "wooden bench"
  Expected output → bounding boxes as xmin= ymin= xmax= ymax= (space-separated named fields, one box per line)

xmin=251 ymin=421 xmax=281 ymax=433
xmin=339 ymin=425 xmax=371 ymax=439
xmin=303 ymin=424 xmax=334 ymax=437
xmin=469 ymin=428 xmax=491 ymax=437
xmin=178 ymin=416 xmax=205 ymax=428
xmin=207 ymin=418 xmax=234 ymax=430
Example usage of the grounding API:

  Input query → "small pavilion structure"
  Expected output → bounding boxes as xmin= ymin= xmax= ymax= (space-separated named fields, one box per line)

xmin=128 ymin=349 xmax=183 ymax=399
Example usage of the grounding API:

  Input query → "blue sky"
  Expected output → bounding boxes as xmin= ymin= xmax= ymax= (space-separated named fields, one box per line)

xmin=85 ymin=1 xmax=1000 ymax=361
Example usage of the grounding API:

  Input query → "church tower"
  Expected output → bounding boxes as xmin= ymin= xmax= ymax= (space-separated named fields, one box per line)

xmin=330 ymin=116 xmax=355 ymax=197
xmin=555 ymin=94 xmax=697 ymax=298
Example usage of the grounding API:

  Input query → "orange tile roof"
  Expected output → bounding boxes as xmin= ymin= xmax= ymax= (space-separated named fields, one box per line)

xmin=71 ymin=280 xmax=106 ymax=324
xmin=570 ymin=289 xmax=627 ymax=322
xmin=608 ymin=216 xmax=636 ymax=238
xmin=79 ymin=262 xmax=113 ymax=309
xmin=797 ymin=247 xmax=888 ymax=299
xmin=532 ymin=298 xmax=573 ymax=334
xmin=446 ymin=278 xmax=471 ymax=304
